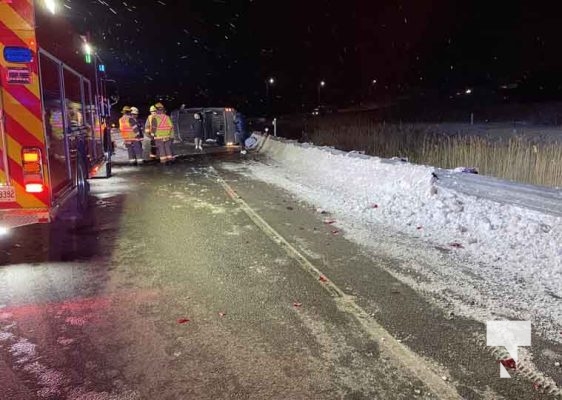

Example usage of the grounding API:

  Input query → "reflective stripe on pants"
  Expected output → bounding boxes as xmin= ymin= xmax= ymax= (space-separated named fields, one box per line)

xmin=156 ymin=140 xmax=173 ymax=162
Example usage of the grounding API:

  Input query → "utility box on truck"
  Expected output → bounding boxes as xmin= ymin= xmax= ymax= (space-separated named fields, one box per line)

xmin=0 ymin=0 xmax=111 ymax=231
xmin=171 ymin=107 xmax=237 ymax=146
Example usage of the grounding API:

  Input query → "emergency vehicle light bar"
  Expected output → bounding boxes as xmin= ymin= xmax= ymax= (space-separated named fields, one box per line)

xmin=3 ymin=47 xmax=33 ymax=63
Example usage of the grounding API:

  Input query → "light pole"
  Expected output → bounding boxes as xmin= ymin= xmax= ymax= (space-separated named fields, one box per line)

xmin=318 ymin=80 xmax=326 ymax=106
xmin=369 ymin=79 xmax=377 ymax=99
xmin=265 ymin=77 xmax=275 ymax=100
xmin=265 ymin=77 xmax=275 ymax=113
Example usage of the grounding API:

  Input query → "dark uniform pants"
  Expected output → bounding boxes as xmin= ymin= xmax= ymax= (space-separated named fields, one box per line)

xmin=156 ymin=139 xmax=173 ymax=162
xmin=125 ymin=140 xmax=142 ymax=162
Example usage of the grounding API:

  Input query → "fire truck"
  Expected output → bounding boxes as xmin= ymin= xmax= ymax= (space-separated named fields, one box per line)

xmin=0 ymin=0 xmax=111 ymax=232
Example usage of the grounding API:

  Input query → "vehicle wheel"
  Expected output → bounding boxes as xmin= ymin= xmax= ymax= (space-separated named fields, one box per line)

xmin=105 ymin=155 xmax=112 ymax=178
xmin=76 ymin=155 xmax=89 ymax=215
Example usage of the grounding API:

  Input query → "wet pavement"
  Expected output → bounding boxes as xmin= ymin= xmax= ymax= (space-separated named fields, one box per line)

xmin=0 ymin=153 xmax=560 ymax=399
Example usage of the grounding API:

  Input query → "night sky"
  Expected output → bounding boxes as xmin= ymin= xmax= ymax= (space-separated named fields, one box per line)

xmin=59 ymin=0 xmax=562 ymax=114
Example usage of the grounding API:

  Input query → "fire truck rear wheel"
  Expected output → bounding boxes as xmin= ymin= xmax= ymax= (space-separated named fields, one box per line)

xmin=105 ymin=158 xmax=112 ymax=178
xmin=76 ymin=156 xmax=89 ymax=214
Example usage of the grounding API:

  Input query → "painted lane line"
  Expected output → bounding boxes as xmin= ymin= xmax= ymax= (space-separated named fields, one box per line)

xmin=211 ymin=167 xmax=461 ymax=400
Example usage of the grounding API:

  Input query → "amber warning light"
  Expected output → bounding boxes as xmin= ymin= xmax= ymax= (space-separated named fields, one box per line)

xmin=22 ymin=152 xmax=40 ymax=163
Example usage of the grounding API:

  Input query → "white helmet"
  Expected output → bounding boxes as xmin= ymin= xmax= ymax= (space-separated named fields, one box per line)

xmin=194 ymin=113 xmax=200 ymax=120
xmin=130 ymin=107 xmax=139 ymax=115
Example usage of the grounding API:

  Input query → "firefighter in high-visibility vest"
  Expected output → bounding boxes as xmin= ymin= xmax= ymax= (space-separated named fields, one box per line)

xmin=149 ymin=102 xmax=174 ymax=164
xmin=144 ymin=105 xmax=158 ymax=159
xmin=145 ymin=105 xmax=157 ymax=134
xmin=119 ymin=105 xmax=143 ymax=165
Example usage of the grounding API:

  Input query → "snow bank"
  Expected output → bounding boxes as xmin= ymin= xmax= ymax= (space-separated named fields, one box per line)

xmin=227 ymin=136 xmax=562 ymax=343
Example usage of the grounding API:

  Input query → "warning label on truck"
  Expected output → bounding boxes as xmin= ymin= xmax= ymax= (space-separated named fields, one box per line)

xmin=6 ymin=67 xmax=31 ymax=84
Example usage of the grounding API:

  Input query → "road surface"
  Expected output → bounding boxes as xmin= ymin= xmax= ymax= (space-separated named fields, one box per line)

xmin=0 ymin=152 xmax=559 ymax=399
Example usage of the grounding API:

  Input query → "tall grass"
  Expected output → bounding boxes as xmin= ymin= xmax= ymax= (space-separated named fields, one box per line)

xmin=300 ymin=116 xmax=562 ymax=187
xmin=420 ymin=135 xmax=562 ymax=187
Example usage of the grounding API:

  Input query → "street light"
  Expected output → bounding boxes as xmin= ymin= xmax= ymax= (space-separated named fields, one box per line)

xmin=318 ymin=80 xmax=326 ymax=105
xmin=266 ymin=77 xmax=275 ymax=96
xmin=265 ymin=77 xmax=275 ymax=111
xmin=369 ymin=79 xmax=377 ymax=98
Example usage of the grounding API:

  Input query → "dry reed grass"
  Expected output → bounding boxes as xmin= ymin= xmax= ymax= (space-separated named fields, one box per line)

xmin=305 ymin=117 xmax=562 ymax=187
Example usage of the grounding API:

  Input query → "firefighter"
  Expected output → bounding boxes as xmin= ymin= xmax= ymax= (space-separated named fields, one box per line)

xmin=144 ymin=105 xmax=158 ymax=159
xmin=130 ymin=106 xmax=144 ymax=163
xmin=150 ymin=102 xmax=174 ymax=164
xmin=119 ymin=105 xmax=143 ymax=165
xmin=234 ymin=111 xmax=248 ymax=155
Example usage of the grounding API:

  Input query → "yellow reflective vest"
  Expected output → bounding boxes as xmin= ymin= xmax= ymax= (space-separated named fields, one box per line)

xmin=119 ymin=115 xmax=137 ymax=141
xmin=152 ymin=114 xmax=173 ymax=139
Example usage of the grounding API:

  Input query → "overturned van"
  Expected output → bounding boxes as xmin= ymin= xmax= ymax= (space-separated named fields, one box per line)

xmin=171 ymin=107 xmax=237 ymax=146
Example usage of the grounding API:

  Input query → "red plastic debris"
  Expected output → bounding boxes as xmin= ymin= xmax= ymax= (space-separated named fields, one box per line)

xmin=319 ymin=275 xmax=328 ymax=283
xmin=533 ymin=382 xmax=541 ymax=391
xmin=370 ymin=204 xmax=379 ymax=209
xmin=500 ymin=358 xmax=516 ymax=370
xmin=177 ymin=318 xmax=190 ymax=324
xmin=331 ymin=230 xmax=340 ymax=235
xmin=449 ymin=242 xmax=464 ymax=249
xmin=218 ymin=312 xmax=226 ymax=318
xmin=293 ymin=302 xmax=302 ymax=308
xmin=323 ymin=219 xmax=336 ymax=225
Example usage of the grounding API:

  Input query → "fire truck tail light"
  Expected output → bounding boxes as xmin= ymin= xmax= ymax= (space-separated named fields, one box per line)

xmin=22 ymin=151 xmax=40 ymax=163
xmin=23 ymin=163 xmax=41 ymax=174
xmin=21 ymin=148 xmax=45 ymax=193
xmin=25 ymin=183 xmax=44 ymax=193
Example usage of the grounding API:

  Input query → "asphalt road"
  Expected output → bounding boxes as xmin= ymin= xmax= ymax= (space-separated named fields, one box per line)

xmin=0 ymin=153 xmax=560 ymax=399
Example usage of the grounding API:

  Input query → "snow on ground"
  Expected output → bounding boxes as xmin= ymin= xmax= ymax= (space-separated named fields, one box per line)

xmin=222 ymin=136 xmax=562 ymax=343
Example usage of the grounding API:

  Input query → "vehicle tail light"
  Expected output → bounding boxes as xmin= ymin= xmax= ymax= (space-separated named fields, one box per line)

xmin=25 ymin=183 xmax=44 ymax=193
xmin=22 ymin=152 xmax=40 ymax=162
xmin=21 ymin=148 xmax=45 ymax=193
